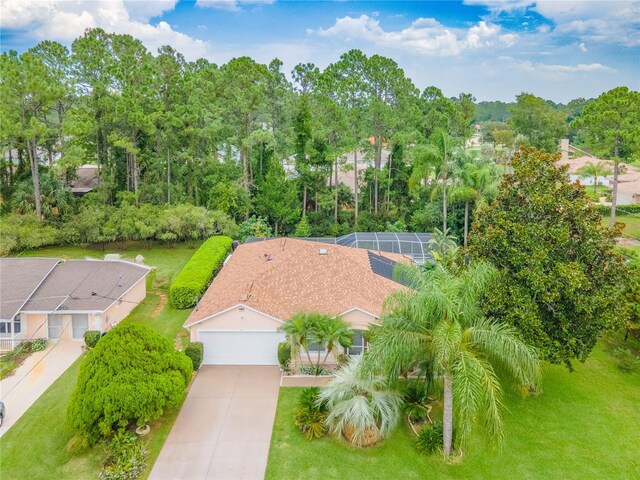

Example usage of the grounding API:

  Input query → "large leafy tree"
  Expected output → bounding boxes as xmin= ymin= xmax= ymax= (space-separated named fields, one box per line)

xmin=469 ymin=147 xmax=627 ymax=367
xmin=572 ymin=87 xmax=640 ymax=225
xmin=67 ymin=323 xmax=192 ymax=444
xmin=255 ymin=160 xmax=300 ymax=235
xmin=509 ymin=93 xmax=567 ymax=152
xmin=368 ymin=262 xmax=539 ymax=457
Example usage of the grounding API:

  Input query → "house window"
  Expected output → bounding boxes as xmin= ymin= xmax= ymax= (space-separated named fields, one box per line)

xmin=14 ymin=314 xmax=21 ymax=334
xmin=347 ymin=330 xmax=368 ymax=356
xmin=0 ymin=321 xmax=11 ymax=334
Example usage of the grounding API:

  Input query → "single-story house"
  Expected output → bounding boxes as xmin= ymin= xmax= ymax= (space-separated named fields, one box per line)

xmin=184 ymin=238 xmax=406 ymax=365
xmin=0 ymin=258 xmax=150 ymax=351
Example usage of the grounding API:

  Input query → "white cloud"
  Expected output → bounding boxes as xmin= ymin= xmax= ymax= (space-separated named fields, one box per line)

xmin=123 ymin=0 xmax=178 ymax=22
xmin=195 ymin=0 xmax=274 ymax=12
xmin=579 ymin=42 xmax=587 ymax=52
xmin=312 ymin=15 xmax=518 ymax=56
xmin=463 ymin=1 xmax=533 ymax=14
xmin=499 ymin=56 xmax=615 ymax=76
xmin=467 ymin=1 xmax=640 ymax=47
xmin=0 ymin=0 xmax=208 ymax=60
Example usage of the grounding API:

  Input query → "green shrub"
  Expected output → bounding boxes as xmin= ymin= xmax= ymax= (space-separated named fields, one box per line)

xmin=294 ymin=387 xmax=328 ymax=440
xmin=67 ymin=323 xmax=192 ymax=444
xmin=594 ymin=204 xmax=640 ymax=215
xmin=277 ymin=342 xmax=291 ymax=370
xmin=415 ymin=421 xmax=443 ymax=454
xmin=98 ymin=432 xmax=148 ymax=480
xmin=84 ymin=330 xmax=101 ymax=349
xmin=299 ymin=365 xmax=329 ymax=376
xmin=169 ymin=236 xmax=232 ymax=309
xmin=30 ymin=338 xmax=48 ymax=352
xmin=184 ymin=342 xmax=204 ymax=371
xmin=403 ymin=381 xmax=430 ymax=423
xmin=0 ymin=360 xmax=16 ymax=380
xmin=613 ymin=347 xmax=640 ymax=373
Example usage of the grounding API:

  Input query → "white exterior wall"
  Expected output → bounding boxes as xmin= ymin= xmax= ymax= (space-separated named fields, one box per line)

xmin=189 ymin=306 xmax=283 ymax=341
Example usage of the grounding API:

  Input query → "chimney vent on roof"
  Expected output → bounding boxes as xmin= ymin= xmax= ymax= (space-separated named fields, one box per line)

xmin=318 ymin=248 xmax=328 ymax=255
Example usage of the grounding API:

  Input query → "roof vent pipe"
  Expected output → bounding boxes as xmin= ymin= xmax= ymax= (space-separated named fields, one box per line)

xmin=318 ymin=248 xmax=328 ymax=255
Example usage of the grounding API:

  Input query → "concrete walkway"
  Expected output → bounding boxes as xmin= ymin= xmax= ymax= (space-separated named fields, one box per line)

xmin=0 ymin=340 xmax=83 ymax=436
xmin=150 ymin=366 xmax=281 ymax=480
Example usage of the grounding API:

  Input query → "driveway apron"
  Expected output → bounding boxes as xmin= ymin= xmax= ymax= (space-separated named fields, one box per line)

xmin=0 ymin=340 xmax=83 ymax=437
xmin=149 ymin=366 xmax=281 ymax=480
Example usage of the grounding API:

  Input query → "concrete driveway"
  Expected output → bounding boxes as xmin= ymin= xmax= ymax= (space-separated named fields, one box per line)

xmin=0 ymin=340 xmax=83 ymax=436
xmin=149 ymin=366 xmax=281 ymax=480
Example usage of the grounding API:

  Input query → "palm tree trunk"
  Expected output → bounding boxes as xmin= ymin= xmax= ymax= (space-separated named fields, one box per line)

xmin=593 ymin=174 xmax=598 ymax=195
xmin=334 ymin=158 xmax=339 ymax=222
xmin=442 ymin=186 xmax=448 ymax=231
xmin=443 ymin=373 xmax=453 ymax=457
xmin=26 ymin=139 xmax=42 ymax=219
xmin=464 ymin=201 xmax=469 ymax=247
xmin=354 ymin=149 xmax=359 ymax=224
xmin=610 ymin=139 xmax=619 ymax=227
xmin=303 ymin=185 xmax=307 ymax=217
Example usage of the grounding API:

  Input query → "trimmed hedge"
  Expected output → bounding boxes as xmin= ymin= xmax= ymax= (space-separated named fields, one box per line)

xmin=169 ymin=236 xmax=232 ymax=309
xmin=594 ymin=204 xmax=640 ymax=215
xmin=185 ymin=342 xmax=204 ymax=371
xmin=278 ymin=341 xmax=291 ymax=370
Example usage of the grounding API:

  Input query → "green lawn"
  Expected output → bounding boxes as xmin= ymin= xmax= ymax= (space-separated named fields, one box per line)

xmin=1 ymin=241 xmax=200 ymax=479
xmin=266 ymin=338 xmax=640 ymax=480
xmin=584 ymin=185 xmax=611 ymax=201
xmin=602 ymin=214 xmax=640 ymax=239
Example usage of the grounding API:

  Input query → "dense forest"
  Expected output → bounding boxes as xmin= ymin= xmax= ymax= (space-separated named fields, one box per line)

xmin=0 ymin=28 xmax=632 ymax=254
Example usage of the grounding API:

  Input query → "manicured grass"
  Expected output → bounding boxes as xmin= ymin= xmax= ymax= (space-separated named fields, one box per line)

xmin=602 ymin=214 xmax=640 ymax=239
xmin=584 ymin=186 xmax=611 ymax=201
xmin=1 ymin=242 xmax=200 ymax=479
xmin=21 ymin=240 xmax=201 ymax=289
xmin=266 ymin=339 xmax=640 ymax=480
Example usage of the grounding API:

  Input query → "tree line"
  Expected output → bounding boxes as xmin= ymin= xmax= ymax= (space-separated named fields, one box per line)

xmin=1 ymin=28 xmax=638 ymax=246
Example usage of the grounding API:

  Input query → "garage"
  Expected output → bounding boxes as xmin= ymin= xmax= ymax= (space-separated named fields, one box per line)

xmin=198 ymin=330 xmax=286 ymax=365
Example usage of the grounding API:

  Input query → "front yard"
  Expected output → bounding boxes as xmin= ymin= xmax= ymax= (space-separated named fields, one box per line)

xmin=266 ymin=337 xmax=640 ymax=480
xmin=0 ymin=241 xmax=200 ymax=480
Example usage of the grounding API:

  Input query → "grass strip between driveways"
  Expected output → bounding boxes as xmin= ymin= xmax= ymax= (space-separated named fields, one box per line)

xmin=266 ymin=338 xmax=640 ymax=480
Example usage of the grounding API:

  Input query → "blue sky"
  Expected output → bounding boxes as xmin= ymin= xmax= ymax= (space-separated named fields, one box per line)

xmin=1 ymin=1 xmax=638 ymax=102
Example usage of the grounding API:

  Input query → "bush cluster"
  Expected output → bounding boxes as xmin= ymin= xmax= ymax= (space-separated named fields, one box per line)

xmin=0 ymin=203 xmax=238 ymax=256
xmin=294 ymin=387 xmax=327 ymax=440
xmin=84 ymin=330 xmax=101 ymax=349
xmin=169 ymin=236 xmax=232 ymax=309
xmin=98 ymin=432 xmax=148 ymax=480
xmin=594 ymin=204 xmax=640 ymax=216
xmin=184 ymin=342 xmax=204 ymax=371
xmin=67 ymin=323 xmax=192 ymax=444
xmin=277 ymin=342 xmax=291 ymax=371
xmin=415 ymin=421 xmax=444 ymax=454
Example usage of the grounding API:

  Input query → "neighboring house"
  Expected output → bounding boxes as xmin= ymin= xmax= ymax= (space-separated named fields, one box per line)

xmin=0 ymin=258 xmax=150 ymax=352
xmin=558 ymin=155 xmax=640 ymax=205
xmin=184 ymin=238 xmax=407 ymax=366
xmin=69 ymin=164 xmax=100 ymax=196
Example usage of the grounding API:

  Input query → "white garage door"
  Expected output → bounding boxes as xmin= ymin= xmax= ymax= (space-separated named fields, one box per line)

xmin=198 ymin=330 xmax=285 ymax=365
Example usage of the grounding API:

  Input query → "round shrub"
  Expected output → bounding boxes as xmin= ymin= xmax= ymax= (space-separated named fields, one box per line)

xmin=277 ymin=342 xmax=291 ymax=370
xmin=415 ymin=421 xmax=444 ymax=454
xmin=184 ymin=342 xmax=204 ymax=371
xmin=84 ymin=330 xmax=102 ymax=349
xmin=30 ymin=338 xmax=48 ymax=352
xmin=67 ymin=323 xmax=192 ymax=444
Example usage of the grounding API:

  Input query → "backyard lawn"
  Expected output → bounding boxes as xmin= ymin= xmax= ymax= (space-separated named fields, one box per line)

xmin=0 ymin=241 xmax=200 ymax=480
xmin=266 ymin=336 xmax=640 ymax=480
xmin=602 ymin=213 xmax=640 ymax=239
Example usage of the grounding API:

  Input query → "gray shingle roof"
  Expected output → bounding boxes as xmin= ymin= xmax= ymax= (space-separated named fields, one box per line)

xmin=0 ymin=258 xmax=60 ymax=320
xmin=22 ymin=260 xmax=150 ymax=313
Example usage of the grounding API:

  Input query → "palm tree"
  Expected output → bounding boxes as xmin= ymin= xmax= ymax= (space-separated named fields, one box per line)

xmin=281 ymin=312 xmax=316 ymax=366
xmin=315 ymin=315 xmax=353 ymax=367
xmin=368 ymin=262 xmax=540 ymax=457
xmin=577 ymin=161 xmax=613 ymax=196
xmin=450 ymin=160 xmax=499 ymax=247
xmin=281 ymin=312 xmax=353 ymax=371
xmin=409 ymin=129 xmax=458 ymax=231
xmin=318 ymin=357 xmax=402 ymax=447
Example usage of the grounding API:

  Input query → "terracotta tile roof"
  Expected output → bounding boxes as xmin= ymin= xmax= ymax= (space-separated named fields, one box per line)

xmin=185 ymin=238 xmax=407 ymax=327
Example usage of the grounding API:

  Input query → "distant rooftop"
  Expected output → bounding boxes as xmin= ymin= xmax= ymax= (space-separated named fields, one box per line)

xmin=245 ymin=232 xmax=434 ymax=264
